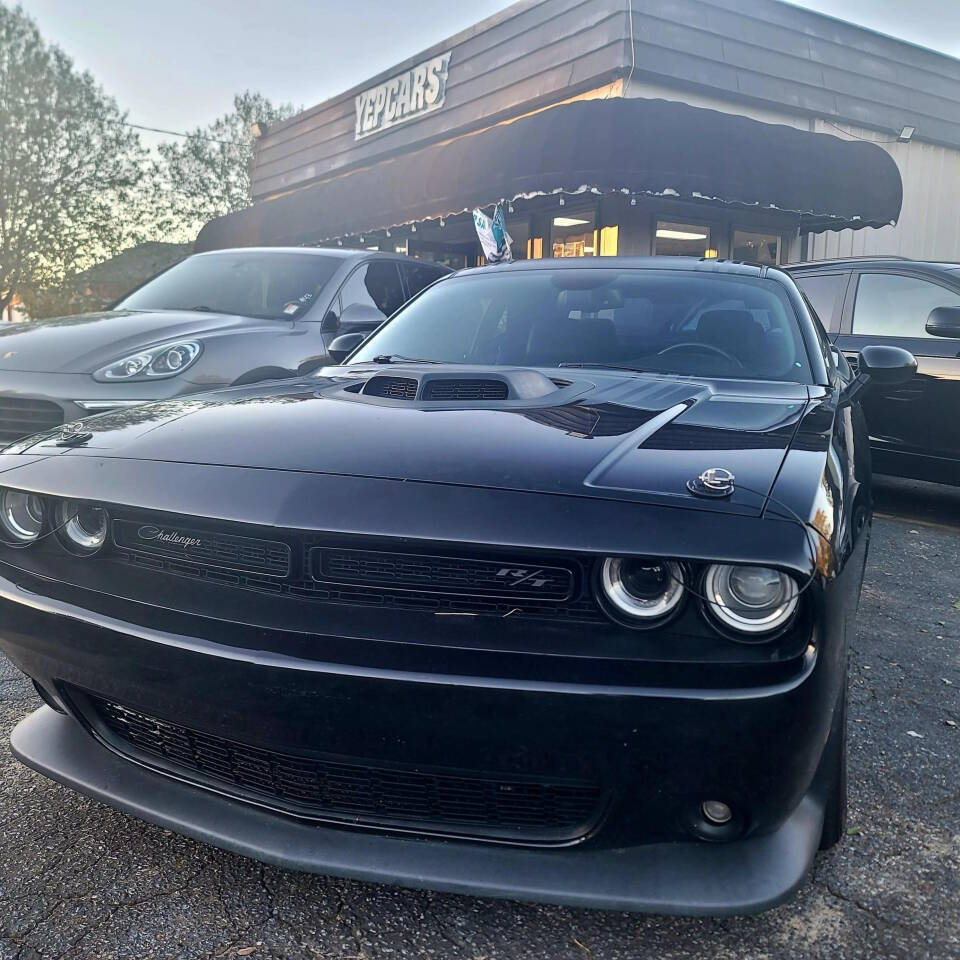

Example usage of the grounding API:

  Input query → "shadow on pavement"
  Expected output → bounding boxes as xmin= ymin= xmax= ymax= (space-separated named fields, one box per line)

xmin=873 ymin=474 xmax=960 ymax=530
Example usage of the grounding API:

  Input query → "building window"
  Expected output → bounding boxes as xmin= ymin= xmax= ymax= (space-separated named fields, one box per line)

xmin=654 ymin=221 xmax=711 ymax=257
xmin=732 ymin=230 xmax=780 ymax=265
xmin=552 ymin=211 xmax=597 ymax=257
xmin=527 ymin=236 xmax=543 ymax=259
xmin=600 ymin=225 xmax=618 ymax=256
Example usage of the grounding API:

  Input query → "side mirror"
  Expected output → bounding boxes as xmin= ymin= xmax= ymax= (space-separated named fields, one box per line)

xmin=859 ymin=344 xmax=917 ymax=385
xmin=327 ymin=332 xmax=367 ymax=364
xmin=845 ymin=344 xmax=916 ymax=401
xmin=926 ymin=306 xmax=960 ymax=339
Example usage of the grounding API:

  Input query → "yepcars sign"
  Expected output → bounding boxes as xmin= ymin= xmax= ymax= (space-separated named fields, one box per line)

xmin=355 ymin=52 xmax=452 ymax=140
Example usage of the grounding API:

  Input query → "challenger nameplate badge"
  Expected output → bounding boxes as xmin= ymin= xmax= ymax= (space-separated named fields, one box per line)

xmin=136 ymin=526 xmax=204 ymax=549
xmin=112 ymin=520 xmax=292 ymax=577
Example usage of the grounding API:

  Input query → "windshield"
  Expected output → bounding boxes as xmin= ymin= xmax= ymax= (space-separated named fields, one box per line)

xmin=117 ymin=252 xmax=342 ymax=320
xmin=349 ymin=268 xmax=812 ymax=383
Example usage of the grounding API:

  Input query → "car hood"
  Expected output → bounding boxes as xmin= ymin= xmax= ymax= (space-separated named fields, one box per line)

xmin=0 ymin=309 xmax=280 ymax=374
xmin=18 ymin=367 xmax=820 ymax=515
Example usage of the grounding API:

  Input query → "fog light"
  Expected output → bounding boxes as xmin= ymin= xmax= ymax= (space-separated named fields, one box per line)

xmin=701 ymin=800 xmax=733 ymax=825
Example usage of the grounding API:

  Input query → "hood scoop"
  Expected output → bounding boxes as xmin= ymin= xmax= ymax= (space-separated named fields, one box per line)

xmin=357 ymin=368 xmax=567 ymax=404
xmin=363 ymin=375 xmax=419 ymax=400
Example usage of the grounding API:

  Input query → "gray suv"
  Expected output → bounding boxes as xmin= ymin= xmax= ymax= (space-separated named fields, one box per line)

xmin=0 ymin=248 xmax=449 ymax=444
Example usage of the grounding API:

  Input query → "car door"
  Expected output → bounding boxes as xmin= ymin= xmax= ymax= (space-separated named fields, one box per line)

xmin=835 ymin=269 xmax=960 ymax=475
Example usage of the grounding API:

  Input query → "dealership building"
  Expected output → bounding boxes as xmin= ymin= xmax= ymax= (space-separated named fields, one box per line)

xmin=197 ymin=0 xmax=960 ymax=269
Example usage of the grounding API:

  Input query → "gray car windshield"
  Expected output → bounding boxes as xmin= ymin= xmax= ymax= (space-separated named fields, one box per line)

xmin=350 ymin=269 xmax=812 ymax=383
xmin=117 ymin=252 xmax=342 ymax=321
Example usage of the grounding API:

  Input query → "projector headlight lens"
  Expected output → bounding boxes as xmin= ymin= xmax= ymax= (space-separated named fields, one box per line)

xmin=55 ymin=500 xmax=109 ymax=555
xmin=598 ymin=557 xmax=685 ymax=625
xmin=0 ymin=490 xmax=45 ymax=544
xmin=703 ymin=564 xmax=799 ymax=636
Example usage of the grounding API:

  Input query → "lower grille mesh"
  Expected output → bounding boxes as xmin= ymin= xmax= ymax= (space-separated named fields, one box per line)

xmin=92 ymin=699 xmax=605 ymax=842
xmin=0 ymin=397 xmax=63 ymax=444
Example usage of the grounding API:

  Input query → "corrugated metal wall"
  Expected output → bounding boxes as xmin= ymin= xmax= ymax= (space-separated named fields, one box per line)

xmin=809 ymin=121 xmax=960 ymax=261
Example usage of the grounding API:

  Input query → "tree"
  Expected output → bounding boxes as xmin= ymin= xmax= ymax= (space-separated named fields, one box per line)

xmin=151 ymin=91 xmax=296 ymax=243
xmin=0 ymin=3 xmax=148 ymax=316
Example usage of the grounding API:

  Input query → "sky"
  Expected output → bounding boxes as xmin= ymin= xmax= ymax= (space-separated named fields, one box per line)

xmin=18 ymin=0 xmax=960 ymax=147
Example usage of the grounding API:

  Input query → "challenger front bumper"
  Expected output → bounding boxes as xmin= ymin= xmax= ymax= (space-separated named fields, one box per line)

xmin=13 ymin=706 xmax=824 ymax=915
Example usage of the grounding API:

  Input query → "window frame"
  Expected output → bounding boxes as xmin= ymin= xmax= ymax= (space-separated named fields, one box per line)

xmin=549 ymin=205 xmax=600 ymax=259
xmin=653 ymin=219 xmax=714 ymax=258
xmin=730 ymin=226 xmax=782 ymax=266
xmin=326 ymin=258 xmax=407 ymax=324
xmin=791 ymin=270 xmax=853 ymax=336
xmin=843 ymin=268 xmax=960 ymax=340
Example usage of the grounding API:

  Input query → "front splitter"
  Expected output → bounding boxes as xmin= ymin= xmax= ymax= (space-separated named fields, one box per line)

xmin=11 ymin=706 xmax=824 ymax=915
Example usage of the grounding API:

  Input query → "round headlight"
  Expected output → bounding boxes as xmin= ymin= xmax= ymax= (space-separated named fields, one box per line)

xmin=55 ymin=500 xmax=109 ymax=556
xmin=703 ymin=564 xmax=798 ymax=637
xmin=0 ymin=490 xmax=45 ymax=544
xmin=598 ymin=557 xmax=685 ymax=625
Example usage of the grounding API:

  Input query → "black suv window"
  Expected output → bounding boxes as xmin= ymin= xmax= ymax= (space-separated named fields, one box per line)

xmin=402 ymin=261 xmax=448 ymax=297
xmin=792 ymin=273 xmax=846 ymax=332
xmin=853 ymin=273 xmax=960 ymax=339
xmin=339 ymin=261 xmax=406 ymax=320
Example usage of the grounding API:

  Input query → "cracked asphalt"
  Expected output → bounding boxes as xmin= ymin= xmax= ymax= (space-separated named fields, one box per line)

xmin=0 ymin=476 xmax=957 ymax=960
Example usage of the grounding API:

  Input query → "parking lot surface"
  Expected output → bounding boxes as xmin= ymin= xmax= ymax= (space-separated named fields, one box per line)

xmin=0 ymin=478 xmax=958 ymax=960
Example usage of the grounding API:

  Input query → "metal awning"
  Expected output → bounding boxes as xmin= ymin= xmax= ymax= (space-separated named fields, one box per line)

xmin=195 ymin=97 xmax=903 ymax=251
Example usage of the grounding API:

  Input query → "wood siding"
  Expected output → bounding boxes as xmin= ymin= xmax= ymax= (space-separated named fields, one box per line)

xmin=253 ymin=0 xmax=960 ymax=202
xmin=252 ymin=0 xmax=627 ymax=199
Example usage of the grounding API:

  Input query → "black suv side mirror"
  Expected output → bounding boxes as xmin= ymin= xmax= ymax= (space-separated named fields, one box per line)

xmin=926 ymin=306 xmax=960 ymax=339
xmin=328 ymin=332 xmax=367 ymax=364
xmin=845 ymin=344 xmax=917 ymax=401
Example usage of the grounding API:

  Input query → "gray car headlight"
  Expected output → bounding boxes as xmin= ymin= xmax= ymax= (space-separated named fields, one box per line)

xmin=94 ymin=341 xmax=202 ymax=382
xmin=0 ymin=489 xmax=45 ymax=544
xmin=54 ymin=500 xmax=109 ymax=556
xmin=703 ymin=564 xmax=799 ymax=636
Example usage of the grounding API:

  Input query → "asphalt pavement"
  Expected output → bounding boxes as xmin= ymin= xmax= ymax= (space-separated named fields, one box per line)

xmin=0 ymin=477 xmax=958 ymax=960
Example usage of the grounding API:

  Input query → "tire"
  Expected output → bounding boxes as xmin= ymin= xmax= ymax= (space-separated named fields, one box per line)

xmin=819 ymin=682 xmax=848 ymax=849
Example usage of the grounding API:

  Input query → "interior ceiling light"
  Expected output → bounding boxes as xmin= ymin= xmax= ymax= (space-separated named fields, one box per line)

xmin=553 ymin=217 xmax=590 ymax=227
xmin=656 ymin=229 xmax=708 ymax=241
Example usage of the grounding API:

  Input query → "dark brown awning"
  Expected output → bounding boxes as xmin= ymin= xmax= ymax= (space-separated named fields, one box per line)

xmin=195 ymin=97 xmax=903 ymax=251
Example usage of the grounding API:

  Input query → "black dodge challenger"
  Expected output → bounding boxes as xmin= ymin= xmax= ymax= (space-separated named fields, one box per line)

xmin=0 ymin=258 xmax=916 ymax=915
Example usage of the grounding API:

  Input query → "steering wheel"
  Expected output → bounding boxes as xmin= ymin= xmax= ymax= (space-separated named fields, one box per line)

xmin=656 ymin=342 xmax=743 ymax=367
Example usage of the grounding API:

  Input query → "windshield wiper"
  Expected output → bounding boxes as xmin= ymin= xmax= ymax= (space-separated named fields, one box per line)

xmin=187 ymin=304 xmax=215 ymax=312
xmin=371 ymin=354 xmax=442 ymax=365
xmin=558 ymin=362 xmax=650 ymax=373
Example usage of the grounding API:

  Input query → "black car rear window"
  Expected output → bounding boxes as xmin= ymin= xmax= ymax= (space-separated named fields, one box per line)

xmin=350 ymin=269 xmax=812 ymax=383
xmin=117 ymin=252 xmax=342 ymax=320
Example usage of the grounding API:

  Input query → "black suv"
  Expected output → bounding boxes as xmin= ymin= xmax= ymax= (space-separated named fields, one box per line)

xmin=789 ymin=258 xmax=960 ymax=486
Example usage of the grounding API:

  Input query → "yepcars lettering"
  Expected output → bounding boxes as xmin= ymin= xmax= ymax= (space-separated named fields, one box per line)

xmin=355 ymin=53 xmax=451 ymax=139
